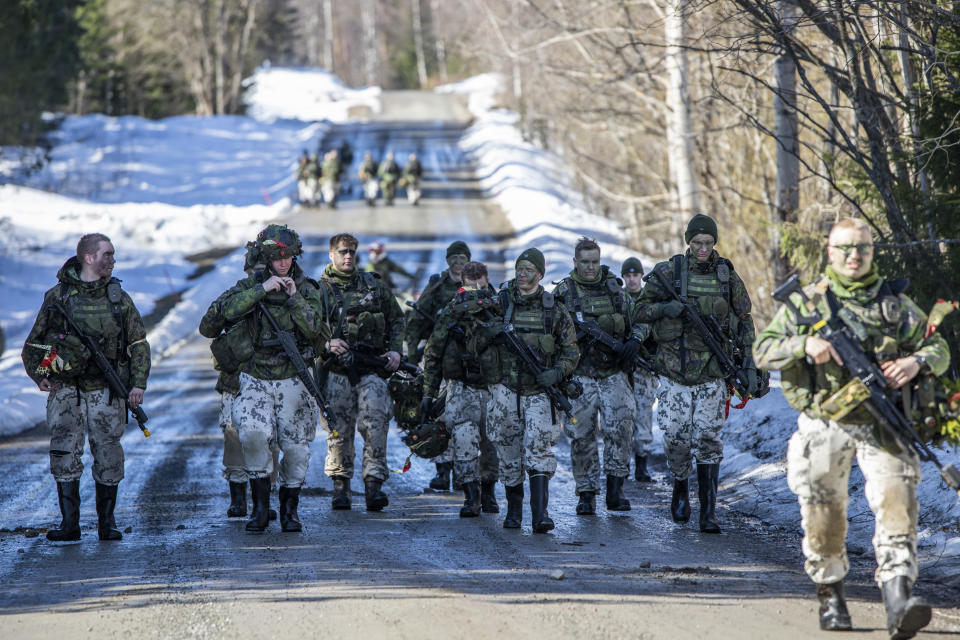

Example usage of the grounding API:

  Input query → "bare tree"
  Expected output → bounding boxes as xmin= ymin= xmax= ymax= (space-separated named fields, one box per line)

xmin=362 ymin=0 xmax=380 ymax=86
xmin=411 ymin=0 xmax=428 ymax=87
xmin=431 ymin=0 xmax=449 ymax=84
xmin=323 ymin=0 xmax=334 ymax=71
xmin=772 ymin=0 xmax=799 ymax=284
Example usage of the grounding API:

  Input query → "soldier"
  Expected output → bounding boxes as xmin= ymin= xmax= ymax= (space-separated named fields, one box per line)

xmin=553 ymin=238 xmax=643 ymax=514
xmin=634 ymin=213 xmax=758 ymax=533
xmin=622 ymin=256 xmax=658 ymax=483
xmin=321 ymin=149 xmax=341 ymax=209
xmin=358 ymin=152 xmax=380 ymax=206
xmin=320 ymin=233 xmax=405 ymax=512
xmin=199 ymin=243 xmax=279 ymax=521
xmin=402 ymin=152 xmax=424 ymax=205
xmin=365 ymin=241 xmax=414 ymax=293
xmin=378 ymin=151 xmax=401 ymax=206
xmin=22 ymin=233 xmax=150 ymax=542
xmin=422 ymin=261 xmax=502 ymax=517
xmin=219 ymin=224 xmax=332 ymax=533
xmin=297 ymin=152 xmax=320 ymax=207
xmin=754 ymin=217 xmax=948 ymax=637
xmin=490 ymin=248 xmax=579 ymax=533
xmin=406 ymin=240 xmax=472 ymax=490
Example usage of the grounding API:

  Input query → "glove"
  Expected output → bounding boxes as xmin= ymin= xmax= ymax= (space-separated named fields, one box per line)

xmin=618 ymin=337 xmax=642 ymax=368
xmin=660 ymin=300 xmax=685 ymax=319
xmin=536 ymin=368 xmax=563 ymax=388
xmin=739 ymin=367 xmax=759 ymax=397
xmin=419 ymin=396 xmax=435 ymax=419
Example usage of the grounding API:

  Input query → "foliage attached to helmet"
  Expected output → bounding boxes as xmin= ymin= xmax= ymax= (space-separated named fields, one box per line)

xmin=256 ymin=224 xmax=303 ymax=262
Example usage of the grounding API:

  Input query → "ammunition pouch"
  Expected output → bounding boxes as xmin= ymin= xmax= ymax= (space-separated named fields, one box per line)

xmin=820 ymin=378 xmax=872 ymax=422
xmin=653 ymin=317 xmax=683 ymax=343
xmin=211 ymin=319 xmax=255 ymax=374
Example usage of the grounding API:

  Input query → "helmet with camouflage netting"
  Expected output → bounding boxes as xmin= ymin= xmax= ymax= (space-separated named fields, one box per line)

xmin=256 ymin=224 xmax=303 ymax=262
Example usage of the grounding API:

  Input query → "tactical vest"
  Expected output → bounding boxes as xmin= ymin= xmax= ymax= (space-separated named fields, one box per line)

xmin=503 ymin=287 xmax=557 ymax=371
xmin=561 ymin=271 xmax=626 ymax=371
xmin=330 ymin=271 xmax=388 ymax=350
xmin=441 ymin=289 xmax=502 ymax=387
xmin=54 ymin=280 xmax=126 ymax=364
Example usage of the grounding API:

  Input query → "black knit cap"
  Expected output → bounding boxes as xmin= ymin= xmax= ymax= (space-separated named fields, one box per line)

xmin=516 ymin=248 xmax=545 ymax=276
xmin=446 ymin=240 xmax=471 ymax=259
xmin=685 ymin=213 xmax=718 ymax=243
xmin=621 ymin=257 xmax=644 ymax=276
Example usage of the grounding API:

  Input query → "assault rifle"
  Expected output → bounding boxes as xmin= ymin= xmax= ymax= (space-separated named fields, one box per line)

xmin=337 ymin=342 xmax=421 ymax=386
xmin=50 ymin=300 xmax=150 ymax=437
xmin=773 ymin=275 xmax=960 ymax=495
xmin=499 ymin=323 xmax=578 ymax=424
xmin=573 ymin=318 xmax=655 ymax=373
xmin=405 ymin=299 xmax=437 ymax=326
xmin=257 ymin=302 xmax=336 ymax=433
xmin=648 ymin=268 xmax=752 ymax=399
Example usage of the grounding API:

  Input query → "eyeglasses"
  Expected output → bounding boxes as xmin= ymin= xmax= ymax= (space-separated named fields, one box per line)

xmin=336 ymin=248 xmax=357 ymax=256
xmin=830 ymin=243 xmax=873 ymax=256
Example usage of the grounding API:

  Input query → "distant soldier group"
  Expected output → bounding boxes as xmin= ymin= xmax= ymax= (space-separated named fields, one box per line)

xmin=22 ymin=210 xmax=955 ymax=639
xmin=300 ymin=148 xmax=423 ymax=208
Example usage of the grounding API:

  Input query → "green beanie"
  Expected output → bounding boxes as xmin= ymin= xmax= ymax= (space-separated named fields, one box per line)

xmin=446 ymin=240 xmax=471 ymax=259
xmin=685 ymin=213 xmax=718 ymax=243
xmin=621 ymin=257 xmax=644 ymax=276
xmin=516 ymin=248 xmax=545 ymax=276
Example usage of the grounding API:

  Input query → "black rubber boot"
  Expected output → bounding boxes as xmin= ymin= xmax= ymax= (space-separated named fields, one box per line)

xmin=576 ymin=491 xmax=596 ymax=516
xmin=697 ymin=463 xmax=721 ymax=533
xmin=816 ymin=581 xmax=853 ymax=631
xmin=459 ymin=481 xmax=482 ymax=518
xmin=635 ymin=454 xmax=653 ymax=482
xmin=245 ymin=477 xmax=271 ymax=532
xmin=480 ymin=480 xmax=499 ymax=513
xmin=227 ymin=481 xmax=247 ymax=518
xmin=331 ymin=476 xmax=351 ymax=510
xmin=503 ymin=484 xmax=523 ymax=529
xmin=605 ymin=475 xmax=631 ymax=511
xmin=429 ymin=462 xmax=452 ymax=491
xmin=95 ymin=482 xmax=123 ymax=541
xmin=278 ymin=486 xmax=302 ymax=532
xmin=364 ymin=477 xmax=389 ymax=512
xmin=882 ymin=576 xmax=932 ymax=640
xmin=528 ymin=472 xmax=554 ymax=533
xmin=671 ymin=477 xmax=691 ymax=523
xmin=47 ymin=480 xmax=81 ymax=542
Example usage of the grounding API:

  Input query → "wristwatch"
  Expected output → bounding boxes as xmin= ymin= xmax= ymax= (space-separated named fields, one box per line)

xmin=912 ymin=353 xmax=928 ymax=371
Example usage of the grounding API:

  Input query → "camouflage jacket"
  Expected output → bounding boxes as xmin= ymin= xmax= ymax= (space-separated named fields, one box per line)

xmin=297 ymin=158 xmax=318 ymax=180
xmin=754 ymin=269 xmax=950 ymax=427
xmin=405 ymin=270 xmax=461 ymax=365
xmin=378 ymin=160 xmax=400 ymax=181
xmin=322 ymin=157 xmax=341 ymax=181
xmin=553 ymin=266 xmax=643 ymax=378
xmin=422 ymin=286 xmax=502 ymax=396
xmin=496 ymin=281 xmax=580 ymax=396
xmin=199 ymin=286 xmax=243 ymax=395
xmin=320 ymin=265 xmax=405 ymax=376
xmin=365 ymin=255 xmax=413 ymax=292
xmin=634 ymin=250 xmax=755 ymax=386
xmin=358 ymin=159 xmax=378 ymax=180
xmin=22 ymin=257 xmax=151 ymax=392
xmin=220 ymin=264 xmax=332 ymax=381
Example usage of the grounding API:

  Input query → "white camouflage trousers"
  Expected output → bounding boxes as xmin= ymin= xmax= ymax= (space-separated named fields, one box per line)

xmin=219 ymin=392 xmax=279 ymax=485
xmin=631 ymin=371 xmax=659 ymax=457
xmin=562 ymin=372 xmax=635 ymax=493
xmin=488 ymin=384 xmax=559 ymax=488
xmin=656 ymin=376 xmax=727 ymax=478
xmin=298 ymin=178 xmax=318 ymax=203
xmin=443 ymin=380 xmax=498 ymax=484
xmin=787 ymin=412 xmax=921 ymax=586
xmin=233 ymin=373 xmax=318 ymax=488
xmin=48 ymin=386 xmax=125 ymax=485
xmin=323 ymin=372 xmax=392 ymax=481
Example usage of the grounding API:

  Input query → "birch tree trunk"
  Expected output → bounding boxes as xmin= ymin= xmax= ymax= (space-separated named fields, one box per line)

xmin=664 ymin=0 xmax=701 ymax=233
xmin=362 ymin=0 xmax=380 ymax=87
xmin=323 ymin=0 xmax=334 ymax=72
xmin=412 ymin=0 xmax=428 ymax=87
xmin=773 ymin=0 xmax=799 ymax=284
xmin=213 ymin=0 xmax=226 ymax=115
xmin=431 ymin=0 xmax=448 ymax=84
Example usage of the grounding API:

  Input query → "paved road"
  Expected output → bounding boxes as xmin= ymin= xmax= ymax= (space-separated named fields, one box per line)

xmin=2 ymin=120 xmax=959 ymax=640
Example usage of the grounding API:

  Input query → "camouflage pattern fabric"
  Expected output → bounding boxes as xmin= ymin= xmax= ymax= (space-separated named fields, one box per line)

xmin=232 ymin=372 xmax=318 ymax=487
xmin=365 ymin=255 xmax=413 ymax=292
xmin=405 ymin=270 xmax=461 ymax=365
xmin=48 ymin=387 xmax=125 ymax=484
xmin=656 ymin=376 xmax=727 ymax=478
xmin=562 ymin=371 xmax=635 ymax=493
xmin=488 ymin=383 xmax=559 ymax=487
xmin=323 ymin=372 xmax=392 ymax=482
xmin=199 ymin=287 xmax=242 ymax=395
xmin=443 ymin=380 xmax=498 ymax=484
xmin=787 ymin=413 xmax=920 ymax=585
xmin=433 ymin=445 xmax=454 ymax=465
xmin=632 ymin=371 xmax=659 ymax=457
xmin=219 ymin=391 xmax=280 ymax=485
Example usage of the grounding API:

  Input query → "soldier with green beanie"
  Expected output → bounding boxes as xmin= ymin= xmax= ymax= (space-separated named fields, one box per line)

xmin=634 ymin=213 xmax=757 ymax=534
xmin=489 ymin=248 xmax=579 ymax=533
xmin=754 ymin=217 xmax=949 ymax=637
xmin=219 ymin=224 xmax=333 ymax=533
xmin=406 ymin=239 xmax=472 ymax=491
xmin=622 ymin=256 xmax=658 ymax=483
xmin=554 ymin=238 xmax=643 ymax=514
xmin=321 ymin=232 xmax=405 ymax=513
xmin=22 ymin=233 xmax=151 ymax=542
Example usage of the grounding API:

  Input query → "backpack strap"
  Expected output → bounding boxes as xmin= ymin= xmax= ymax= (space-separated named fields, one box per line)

xmin=541 ymin=290 xmax=555 ymax=334
xmin=106 ymin=280 xmax=127 ymax=363
xmin=562 ymin=277 xmax=583 ymax=322
xmin=671 ymin=254 xmax=686 ymax=298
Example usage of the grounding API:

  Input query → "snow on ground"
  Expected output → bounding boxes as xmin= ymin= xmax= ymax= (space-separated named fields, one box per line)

xmin=243 ymin=64 xmax=381 ymax=123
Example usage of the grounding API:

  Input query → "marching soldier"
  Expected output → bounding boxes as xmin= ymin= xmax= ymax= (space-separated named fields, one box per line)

xmin=406 ymin=240 xmax=472 ymax=491
xmin=634 ymin=214 xmax=758 ymax=533
xmin=378 ymin=151 xmax=401 ymax=206
xmin=219 ymin=225 xmax=332 ymax=533
xmin=321 ymin=233 xmax=405 ymax=512
xmin=622 ymin=257 xmax=658 ymax=482
xmin=365 ymin=241 xmax=414 ymax=293
xmin=358 ymin=152 xmax=380 ymax=206
xmin=422 ymin=261 xmax=502 ymax=517
xmin=754 ymin=218 xmax=948 ymax=637
xmin=22 ymin=233 xmax=150 ymax=542
xmin=553 ymin=238 xmax=643 ymax=514
xmin=490 ymin=248 xmax=579 ymax=533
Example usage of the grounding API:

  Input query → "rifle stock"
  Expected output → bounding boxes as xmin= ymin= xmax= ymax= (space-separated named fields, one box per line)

xmin=573 ymin=317 xmax=655 ymax=373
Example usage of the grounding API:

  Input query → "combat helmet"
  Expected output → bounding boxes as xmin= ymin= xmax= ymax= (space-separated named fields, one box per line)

xmin=256 ymin=224 xmax=303 ymax=262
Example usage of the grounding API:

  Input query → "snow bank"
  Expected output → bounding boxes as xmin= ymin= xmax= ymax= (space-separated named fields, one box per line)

xmin=243 ymin=65 xmax=382 ymax=123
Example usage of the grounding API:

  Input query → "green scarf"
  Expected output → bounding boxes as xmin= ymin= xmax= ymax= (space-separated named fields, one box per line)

xmin=570 ymin=269 xmax=603 ymax=286
xmin=324 ymin=263 xmax=356 ymax=286
xmin=826 ymin=262 xmax=880 ymax=294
